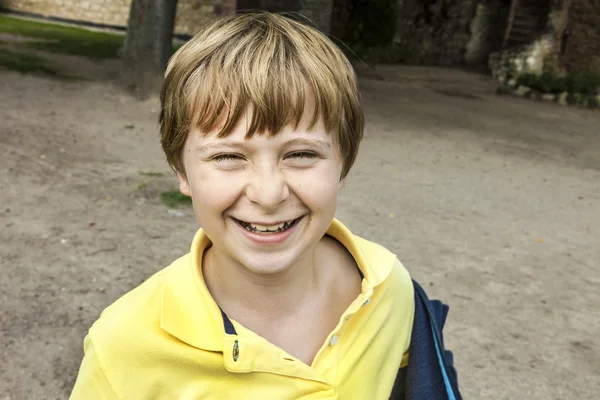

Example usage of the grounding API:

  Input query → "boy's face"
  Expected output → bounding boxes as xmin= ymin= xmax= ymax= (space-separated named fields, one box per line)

xmin=177 ymin=108 xmax=345 ymax=276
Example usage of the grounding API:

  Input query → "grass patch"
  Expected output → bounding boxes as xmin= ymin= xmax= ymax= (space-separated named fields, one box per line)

xmin=0 ymin=14 xmax=124 ymax=58
xmin=0 ymin=47 xmax=74 ymax=78
xmin=160 ymin=189 xmax=192 ymax=208
xmin=0 ymin=15 xmax=184 ymax=59
xmin=138 ymin=170 xmax=164 ymax=177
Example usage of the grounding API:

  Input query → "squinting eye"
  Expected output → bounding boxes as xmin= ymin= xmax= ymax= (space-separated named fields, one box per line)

xmin=287 ymin=151 xmax=318 ymax=159
xmin=213 ymin=154 xmax=243 ymax=162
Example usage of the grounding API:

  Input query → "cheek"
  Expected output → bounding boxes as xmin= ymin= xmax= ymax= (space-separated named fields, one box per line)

xmin=188 ymin=170 xmax=245 ymax=211
xmin=289 ymin=165 xmax=342 ymax=205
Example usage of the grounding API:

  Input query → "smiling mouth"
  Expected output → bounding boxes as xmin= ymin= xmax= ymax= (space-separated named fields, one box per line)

xmin=234 ymin=217 xmax=302 ymax=234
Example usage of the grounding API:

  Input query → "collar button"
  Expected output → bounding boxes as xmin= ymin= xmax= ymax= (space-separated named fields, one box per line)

xmin=329 ymin=335 xmax=339 ymax=346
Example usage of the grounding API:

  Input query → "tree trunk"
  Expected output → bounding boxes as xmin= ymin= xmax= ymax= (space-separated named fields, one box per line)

xmin=122 ymin=0 xmax=178 ymax=98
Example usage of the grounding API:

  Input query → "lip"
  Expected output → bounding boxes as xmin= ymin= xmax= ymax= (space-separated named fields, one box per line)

xmin=233 ymin=216 xmax=304 ymax=245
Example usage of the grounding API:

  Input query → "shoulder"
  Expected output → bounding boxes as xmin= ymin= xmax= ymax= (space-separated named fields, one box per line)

xmin=353 ymin=235 xmax=415 ymax=352
xmin=346 ymin=231 xmax=414 ymax=310
xmin=355 ymin=235 xmax=412 ymax=287
xmin=328 ymin=219 xmax=411 ymax=286
xmin=72 ymin=254 xmax=194 ymax=398
xmin=87 ymin=253 xmax=190 ymax=348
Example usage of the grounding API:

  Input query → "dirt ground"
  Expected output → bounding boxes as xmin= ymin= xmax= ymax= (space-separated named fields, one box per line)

xmin=1 ymin=53 xmax=599 ymax=400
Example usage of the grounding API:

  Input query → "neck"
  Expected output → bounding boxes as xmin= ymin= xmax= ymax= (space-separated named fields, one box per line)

xmin=202 ymin=245 xmax=323 ymax=321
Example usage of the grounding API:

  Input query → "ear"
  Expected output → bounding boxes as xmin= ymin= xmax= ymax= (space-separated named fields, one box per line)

xmin=176 ymin=171 xmax=191 ymax=196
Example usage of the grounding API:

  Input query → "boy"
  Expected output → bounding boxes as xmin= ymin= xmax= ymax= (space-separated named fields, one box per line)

xmin=71 ymin=12 xmax=460 ymax=400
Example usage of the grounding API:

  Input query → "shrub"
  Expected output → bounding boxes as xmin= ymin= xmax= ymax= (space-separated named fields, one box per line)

xmin=539 ymin=72 xmax=566 ymax=94
xmin=515 ymin=70 xmax=600 ymax=98
xmin=516 ymin=72 xmax=538 ymax=88
xmin=586 ymin=96 xmax=599 ymax=109
xmin=496 ymin=85 xmax=512 ymax=95
xmin=566 ymin=93 xmax=578 ymax=105
xmin=564 ymin=72 xmax=600 ymax=96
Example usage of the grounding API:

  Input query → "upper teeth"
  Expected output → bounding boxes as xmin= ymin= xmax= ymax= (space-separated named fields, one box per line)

xmin=251 ymin=223 xmax=287 ymax=231
xmin=240 ymin=220 xmax=295 ymax=232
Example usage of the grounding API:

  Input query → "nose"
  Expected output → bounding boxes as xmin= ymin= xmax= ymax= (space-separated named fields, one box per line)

xmin=245 ymin=164 xmax=290 ymax=209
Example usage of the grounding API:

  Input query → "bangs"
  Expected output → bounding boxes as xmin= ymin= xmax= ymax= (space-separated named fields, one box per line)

xmin=183 ymin=16 xmax=350 ymax=139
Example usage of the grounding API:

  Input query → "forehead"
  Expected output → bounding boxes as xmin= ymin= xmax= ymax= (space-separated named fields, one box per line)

xmin=190 ymin=110 xmax=332 ymax=150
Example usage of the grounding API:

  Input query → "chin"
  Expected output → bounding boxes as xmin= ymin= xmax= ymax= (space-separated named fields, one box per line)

xmin=238 ymin=253 xmax=300 ymax=275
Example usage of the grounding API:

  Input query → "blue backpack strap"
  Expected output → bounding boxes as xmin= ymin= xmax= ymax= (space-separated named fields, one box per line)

xmin=395 ymin=280 xmax=462 ymax=400
xmin=419 ymin=284 xmax=461 ymax=400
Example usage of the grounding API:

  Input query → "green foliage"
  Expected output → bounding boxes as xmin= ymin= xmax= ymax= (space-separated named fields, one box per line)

xmin=586 ymin=96 xmax=599 ymax=109
xmin=516 ymin=70 xmax=600 ymax=97
xmin=564 ymin=72 xmax=600 ymax=96
xmin=138 ymin=170 xmax=164 ymax=177
xmin=566 ymin=93 xmax=578 ymax=105
xmin=0 ymin=48 xmax=56 ymax=74
xmin=496 ymin=85 xmax=512 ymax=95
xmin=160 ymin=190 xmax=192 ymax=208
xmin=0 ymin=15 xmax=124 ymax=58
xmin=0 ymin=48 xmax=75 ymax=79
xmin=517 ymin=72 xmax=564 ymax=94
xmin=506 ymin=68 xmax=600 ymax=109
xmin=539 ymin=72 xmax=567 ymax=94
xmin=516 ymin=73 xmax=539 ymax=89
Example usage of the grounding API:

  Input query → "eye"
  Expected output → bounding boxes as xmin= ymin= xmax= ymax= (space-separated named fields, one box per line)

xmin=212 ymin=153 xmax=244 ymax=162
xmin=286 ymin=151 xmax=318 ymax=159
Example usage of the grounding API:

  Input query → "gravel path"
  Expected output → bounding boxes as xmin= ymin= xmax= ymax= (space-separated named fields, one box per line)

xmin=1 ymin=64 xmax=598 ymax=399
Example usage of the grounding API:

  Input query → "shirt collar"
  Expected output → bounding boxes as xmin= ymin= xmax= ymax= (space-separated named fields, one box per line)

xmin=161 ymin=229 xmax=224 ymax=351
xmin=160 ymin=218 xmax=396 ymax=350
xmin=326 ymin=218 xmax=396 ymax=289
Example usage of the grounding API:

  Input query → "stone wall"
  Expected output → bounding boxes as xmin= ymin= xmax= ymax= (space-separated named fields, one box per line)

xmin=488 ymin=0 xmax=600 ymax=80
xmin=464 ymin=0 xmax=509 ymax=66
xmin=175 ymin=0 xmax=236 ymax=35
xmin=298 ymin=0 xmax=333 ymax=34
xmin=237 ymin=0 xmax=333 ymax=34
xmin=488 ymin=0 xmax=570 ymax=81
xmin=3 ymin=0 xmax=235 ymax=35
xmin=563 ymin=0 xmax=600 ymax=74
xmin=4 ymin=0 xmax=130 ymax=27
xmin=435 ymin=0 xmax=481 ymax=65
xmin=237 ymin=0 xmax=299 ymax=12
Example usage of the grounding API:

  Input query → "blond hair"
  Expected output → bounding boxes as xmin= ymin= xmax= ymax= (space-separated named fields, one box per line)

xmin=159 ymin=11 xmax=364 ymax=179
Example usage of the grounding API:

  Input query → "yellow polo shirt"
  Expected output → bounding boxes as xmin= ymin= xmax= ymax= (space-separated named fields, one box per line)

xmin=70 ymin=219 xmax=414 ymax=399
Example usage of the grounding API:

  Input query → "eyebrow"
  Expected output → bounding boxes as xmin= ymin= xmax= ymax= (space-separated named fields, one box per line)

xmin=196 ymin=138 xmax=331 ymax=152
